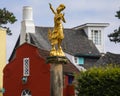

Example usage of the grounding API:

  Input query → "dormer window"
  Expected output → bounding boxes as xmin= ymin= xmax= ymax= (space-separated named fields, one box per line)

xmin=91 ymin=30 xmax=101 ymax=45
xmin=74 ymin=57 xmax=84 ymax=65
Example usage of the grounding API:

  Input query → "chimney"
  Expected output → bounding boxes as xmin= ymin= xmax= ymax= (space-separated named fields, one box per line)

xmin=20 ymin=6 xmax=35 ymax=45
xmin=0 ymin=28 xmax=6 ymax=95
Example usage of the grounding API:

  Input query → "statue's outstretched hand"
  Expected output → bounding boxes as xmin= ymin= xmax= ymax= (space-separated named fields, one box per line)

xmin=49 ymin=3 xmax=52 ymax=8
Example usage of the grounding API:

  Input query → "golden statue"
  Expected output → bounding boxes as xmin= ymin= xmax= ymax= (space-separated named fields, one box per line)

xmin=48 ymin=3 xmax=66 ymax=56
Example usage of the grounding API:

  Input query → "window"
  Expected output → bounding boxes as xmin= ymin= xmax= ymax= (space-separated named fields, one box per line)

xmin=23 ymin=58 xmax=30 ymax=76
xmin=74 ymin=57 xmax=84 ymax=65
xmin=78 ymin=57 xmax=84 ymax=65
xmin=21 ymin=89 xmax=31 ymax=96
xmin=68 ymin=76 xmax=74 ymax=84
xmin=91 ymin=30 xmax=101 ymax=45
xmin=74 ymin=57 xmax=78 ymax=64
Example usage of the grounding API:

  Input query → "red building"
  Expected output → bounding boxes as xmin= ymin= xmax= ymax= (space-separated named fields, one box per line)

xmin=3 ymin=43 xmax=50 ymax=96
xmin=3 ymin=43 xmax=79 ymax=96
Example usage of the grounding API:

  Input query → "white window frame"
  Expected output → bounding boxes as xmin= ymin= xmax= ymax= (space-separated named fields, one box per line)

xmin=23 ymin=58 xmax=30 ymax=76
xmin=74 ymin=57 xmax=78 ymax=64
xmin=91 ymin=30 xmax=101 ymax=45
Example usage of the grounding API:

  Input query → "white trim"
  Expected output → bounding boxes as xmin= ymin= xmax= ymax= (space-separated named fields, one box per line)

xmin=73 ymin=23 xmax=109 ymax=30
xmin=74 ymin=57 xmax=78 ymax=64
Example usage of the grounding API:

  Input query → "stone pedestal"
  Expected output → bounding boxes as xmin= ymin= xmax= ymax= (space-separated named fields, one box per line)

xmin=46 ymin=56 xmax=67 ymax=96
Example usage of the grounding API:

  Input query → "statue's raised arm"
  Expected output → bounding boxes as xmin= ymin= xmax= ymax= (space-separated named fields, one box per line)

xmin=49 ymin=3 xmax=56 ymax=14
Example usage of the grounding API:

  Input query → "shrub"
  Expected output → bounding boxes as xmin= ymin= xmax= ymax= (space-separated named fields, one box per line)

xmin=75 ymin=65 xmax=120 ymax=96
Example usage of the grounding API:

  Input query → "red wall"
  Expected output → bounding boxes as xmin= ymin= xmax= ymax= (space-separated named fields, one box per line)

xmin=63 ymin=75 xmax=75 ymax=96
xmin=3 ymin=43 xmax=50 ymax=96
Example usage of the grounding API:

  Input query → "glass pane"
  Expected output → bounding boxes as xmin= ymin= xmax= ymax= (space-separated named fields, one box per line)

xmin=91 ymin=30 xmax=101 ymax=45
xmin=78 ymin=57 xmax=84 ymax=65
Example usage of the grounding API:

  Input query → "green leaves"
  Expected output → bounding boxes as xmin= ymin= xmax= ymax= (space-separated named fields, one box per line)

xmin=75 ymin=66 xmax=120 ymax=96
xmin=0 ymin=8 xmax=17 ymax=25
xmin=115 ymin=10 xmax=120 ymax=19
xmin=0 ymin=8 xmax=17 ymax=35
xmin=108 ymin=9 xmax=120 ymax=43
xmin=108 ymin=27 xmax=120 ymax=43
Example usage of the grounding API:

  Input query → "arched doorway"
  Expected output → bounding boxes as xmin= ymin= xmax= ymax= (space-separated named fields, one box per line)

xmin=21 ymin=89 xmax=32 ymax=96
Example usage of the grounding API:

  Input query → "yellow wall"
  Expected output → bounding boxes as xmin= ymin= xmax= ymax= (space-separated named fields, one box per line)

xmin=0 ymin=28 xmax=6 ymax=96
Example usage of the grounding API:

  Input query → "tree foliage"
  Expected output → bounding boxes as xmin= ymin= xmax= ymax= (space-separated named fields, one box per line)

xmin=0 ymin=8 xmax=17 ymax=35
xmin=108 ymin=10 xmax=120 ymax=43
xmin=75 ymin=66 xmax=120 ymax=96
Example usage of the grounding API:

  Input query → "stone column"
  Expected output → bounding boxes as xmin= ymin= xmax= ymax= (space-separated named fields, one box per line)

xmin=46 ymin=56 xmax=67 ymax=96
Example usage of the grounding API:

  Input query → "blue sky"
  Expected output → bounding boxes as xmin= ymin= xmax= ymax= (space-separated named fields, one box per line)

xmin=0 ymin=0 xmax=120 ymax=61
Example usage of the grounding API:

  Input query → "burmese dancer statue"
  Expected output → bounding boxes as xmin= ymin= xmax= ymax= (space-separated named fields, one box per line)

xmin=48 ymin=3 xmax=66 ymax=56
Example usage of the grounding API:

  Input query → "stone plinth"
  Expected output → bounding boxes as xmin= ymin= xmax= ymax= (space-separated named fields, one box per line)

xmin=46 ymin=56 xmax=67 ymax=96
xmin=46 ymin=56 xmax=68 ymax=64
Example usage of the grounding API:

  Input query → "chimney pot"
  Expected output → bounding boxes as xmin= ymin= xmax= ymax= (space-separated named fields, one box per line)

xmin=23 ymin=6 xmax=33 ymax=20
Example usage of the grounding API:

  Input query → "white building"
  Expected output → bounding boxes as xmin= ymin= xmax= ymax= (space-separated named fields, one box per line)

xmin=73 ymin=23 xmax=109 ymax=53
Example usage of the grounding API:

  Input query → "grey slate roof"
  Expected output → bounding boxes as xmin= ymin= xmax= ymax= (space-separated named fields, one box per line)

xmin=9 ymin=25 xmax=100 ymax=71
xmin=95 ymin=52 xmax=120 ymax=66
xmin=29 ymin=26 xmax=100 ymax=56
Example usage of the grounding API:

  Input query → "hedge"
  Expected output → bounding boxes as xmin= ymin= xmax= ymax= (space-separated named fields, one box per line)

xmin=75 ymin=65 xmax=120 ymax=96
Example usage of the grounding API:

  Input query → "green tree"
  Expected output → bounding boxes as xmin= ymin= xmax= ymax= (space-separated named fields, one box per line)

xmin=0 ymin=8 xmax=17 ymax=35
xmin=108 ymin=10 xmax=120 ymax=43
xmin=75 ymin=66 xmax=120 ymax=96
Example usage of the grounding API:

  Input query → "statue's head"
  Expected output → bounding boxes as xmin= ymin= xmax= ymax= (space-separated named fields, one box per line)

xmin=57 ymin=4 xmax=66 ymax=12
